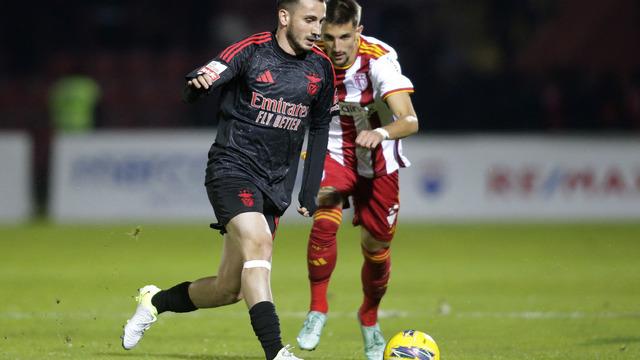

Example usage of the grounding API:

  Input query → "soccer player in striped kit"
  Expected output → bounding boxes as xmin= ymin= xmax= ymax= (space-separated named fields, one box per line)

xmin=296 ymin=1 xmax=419 ymax=359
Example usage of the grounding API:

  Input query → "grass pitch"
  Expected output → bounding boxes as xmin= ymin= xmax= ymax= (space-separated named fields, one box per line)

xmin=0 ymin=222 xmax=639 ymax=359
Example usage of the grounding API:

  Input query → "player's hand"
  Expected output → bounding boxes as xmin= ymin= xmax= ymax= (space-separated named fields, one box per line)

xmin=297 ymin=207 xmax=311 ymax=217
xmin=187 ymin=74 xmax=214 ymax=90
xmin=356 ymin=129 xmax=384 ymax=149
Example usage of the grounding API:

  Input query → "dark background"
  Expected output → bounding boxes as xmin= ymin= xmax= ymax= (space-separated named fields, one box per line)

xmin=1 ymin=0 xmax=639 ymax=208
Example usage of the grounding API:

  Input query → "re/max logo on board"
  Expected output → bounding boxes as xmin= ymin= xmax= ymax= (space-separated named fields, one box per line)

xmin=487 ymin=165 xmax=640 ymax=197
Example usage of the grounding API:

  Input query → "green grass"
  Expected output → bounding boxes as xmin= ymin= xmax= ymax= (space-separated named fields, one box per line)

xmin=1 ymin=222 xmax=639 ymax=359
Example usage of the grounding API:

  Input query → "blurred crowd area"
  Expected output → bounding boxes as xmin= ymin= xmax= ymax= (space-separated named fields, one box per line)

xmin=1 ymin=0 xmax=640 ymax=133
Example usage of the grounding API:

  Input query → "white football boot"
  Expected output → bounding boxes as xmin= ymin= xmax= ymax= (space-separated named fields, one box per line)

xmin=121 ymin=285 xmax=161 ymax=350
xmin=296 ymin=311 xmax=327 ymax=350
xmin=273 ymin=344 xmax=304 ymax=359
xmin=360 ymin=321 xmax=385 ymax=360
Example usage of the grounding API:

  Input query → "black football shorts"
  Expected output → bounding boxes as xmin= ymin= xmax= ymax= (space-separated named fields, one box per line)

xmin=205 ymin=177 xmax=280 ymax=235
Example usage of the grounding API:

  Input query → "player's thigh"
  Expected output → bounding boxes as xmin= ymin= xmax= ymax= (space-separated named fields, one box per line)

xmin=261 ymin=197 xmax=282 ymax=236
xmin=353 ymin=171 xmax=400 ymax=242
xmin=226 ymin=212 xmax=274 ymax=260
xmin=320 ymin=155 xmax=358 ymax=206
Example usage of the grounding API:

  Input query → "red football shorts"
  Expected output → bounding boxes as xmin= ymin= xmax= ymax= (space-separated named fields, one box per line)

xmin=320 ymin=154 xmax=400 ymax=242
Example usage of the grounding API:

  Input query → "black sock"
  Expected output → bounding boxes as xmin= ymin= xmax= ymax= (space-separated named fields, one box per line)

xmin=151 ymin=281 xmax=197 ymax=314
xmin=249 ymin=301 xmax=283 ymax=360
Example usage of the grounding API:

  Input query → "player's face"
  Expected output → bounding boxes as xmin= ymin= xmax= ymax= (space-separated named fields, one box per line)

xmin=321 ymin=22 xmax=362 ymax=67
xmin=286 ymin=0 xmax=326 ymax=53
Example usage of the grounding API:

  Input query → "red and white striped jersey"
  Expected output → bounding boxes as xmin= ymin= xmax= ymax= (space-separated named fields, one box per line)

xmin=329 ymin=35 xmax=414 ymax=178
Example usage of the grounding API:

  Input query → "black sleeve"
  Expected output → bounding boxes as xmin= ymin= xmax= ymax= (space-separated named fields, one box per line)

xmin=182 ymin=42 xmax=252 ymax=103
xmin=298 ymin=65 xmax=339 ymax=215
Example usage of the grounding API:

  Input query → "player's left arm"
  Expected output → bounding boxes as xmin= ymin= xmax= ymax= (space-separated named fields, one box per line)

xmin=297 ymin=115 xmax=330 ymax=217
xmin=355 ymin=92 xmax=419 ymax=149
xmin=298 ymin=65 xmax=338 ymax=217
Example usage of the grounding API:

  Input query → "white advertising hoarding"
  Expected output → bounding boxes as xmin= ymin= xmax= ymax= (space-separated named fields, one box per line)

xmin=0 ymin=132 xmax=32 ymax=222
xmin=50 ymin=132 xmax=640 ymax=222
xmin=50 ymin=131 xmax=215 ymax=222
xmin=400 ymin=136 xmax=640 ymax=221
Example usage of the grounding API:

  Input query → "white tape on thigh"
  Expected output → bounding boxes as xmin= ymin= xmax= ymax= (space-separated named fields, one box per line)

xmin=243 ymin=260 xmax=272 ymax=271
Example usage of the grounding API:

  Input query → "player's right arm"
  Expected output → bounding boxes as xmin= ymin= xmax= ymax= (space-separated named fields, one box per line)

xmin=182 ymin=32 xmax=270 ymax=103
xmin=182 ymin=59 xmax=236 ymax=103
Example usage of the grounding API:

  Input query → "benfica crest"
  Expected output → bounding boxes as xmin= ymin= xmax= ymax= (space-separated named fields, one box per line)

xmin=306 ymin=73 xmax=322 ymax=96
xmin=238 ymin=189 xmax=255 ymax=207
xmin=353 ymin=73 xmax=369 ymax=91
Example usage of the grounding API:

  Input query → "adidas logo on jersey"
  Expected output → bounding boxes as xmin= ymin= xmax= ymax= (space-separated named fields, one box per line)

xmin=256 ymin=70 xmax=274 ymax=83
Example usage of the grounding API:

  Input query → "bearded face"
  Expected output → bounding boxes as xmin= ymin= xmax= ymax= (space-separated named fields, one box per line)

xmin=282 ymin=0 xmax=325 ymax=54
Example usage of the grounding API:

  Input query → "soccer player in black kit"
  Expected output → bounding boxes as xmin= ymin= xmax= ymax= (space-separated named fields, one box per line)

xmin=121 ymin=1 xmax=337 ymax=359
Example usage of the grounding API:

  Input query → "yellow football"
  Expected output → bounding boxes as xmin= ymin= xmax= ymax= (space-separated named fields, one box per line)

xmin=383 ymin=330 xmax=440 ymax=360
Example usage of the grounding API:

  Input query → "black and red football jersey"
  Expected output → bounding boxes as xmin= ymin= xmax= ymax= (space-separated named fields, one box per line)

xmin=184 ymin=32 xmax=338 ymax=213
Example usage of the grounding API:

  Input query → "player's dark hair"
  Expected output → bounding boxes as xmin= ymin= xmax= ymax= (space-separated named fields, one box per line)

xmin=325 ymin=0 xmax=361 ymax=26
xmin=277 ymin=0 xmax=295 ymax=10
xmin=277 ymin=0 xmax=325 ymax=11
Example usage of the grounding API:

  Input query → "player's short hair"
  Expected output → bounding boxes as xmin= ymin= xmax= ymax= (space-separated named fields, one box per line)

xmin=325 ymin=0 xmax=361 ymax=26
xmin=277 ymin=0 xmax=325 ymax=11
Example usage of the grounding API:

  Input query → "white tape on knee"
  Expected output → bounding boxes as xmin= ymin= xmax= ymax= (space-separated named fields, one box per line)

xmin=243 ymin=260 xmax=272 ymax=271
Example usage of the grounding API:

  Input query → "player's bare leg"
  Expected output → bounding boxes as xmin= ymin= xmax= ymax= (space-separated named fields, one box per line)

xmin=123 ymin=212 xmax=295 ymax=359
xmin=297 ymin=186 xmax=341 ymax=350
xmin=187 ymin=234 xmax=245 ymax=308
xmin=122 ymin=225 xmax=246 ymax=350
xmin=225 ymin=212 xmax=274 ymax=307
xmin=146 ymin=212 xmax=272 ymax=312
xmin=121 ymin=236 xmax=244 ymax=350
xmin=225 ymin=212 xmax=296 ymax=360
xmin=358 ymin=227 xmax=390 ymax=360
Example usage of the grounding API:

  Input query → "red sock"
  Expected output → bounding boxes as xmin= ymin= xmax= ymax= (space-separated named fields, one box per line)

xmin=307 ymin=207 xmax=342 ymax=314
xmin=359 ymin=247 xmax=391 ymax=326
